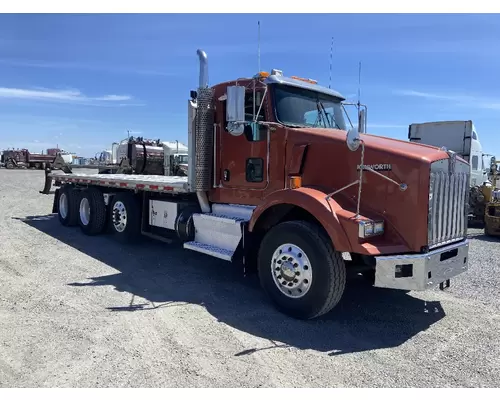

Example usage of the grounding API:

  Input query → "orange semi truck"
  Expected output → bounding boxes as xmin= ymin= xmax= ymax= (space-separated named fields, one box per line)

xmin=40 ymin=49 xmax=470 ymax=319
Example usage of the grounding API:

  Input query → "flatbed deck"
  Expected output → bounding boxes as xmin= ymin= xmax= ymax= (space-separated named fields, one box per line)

xmin=49 ymin=172 xmax=190 ymax=193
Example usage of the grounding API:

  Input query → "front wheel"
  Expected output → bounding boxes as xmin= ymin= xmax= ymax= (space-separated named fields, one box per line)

xmin=257 ymin=220 xmax=346 ymax=320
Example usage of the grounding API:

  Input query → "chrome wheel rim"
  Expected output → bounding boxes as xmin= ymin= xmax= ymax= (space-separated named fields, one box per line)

xmin=79 ymin=197 xmax=90 ymax=226
xmin=271 ymin=243 xmax=312 ymax=299
xmin=112 ymin=201 xmax=127 ymax=233
xmin=59 ymin=193 xmax=68 ymax=219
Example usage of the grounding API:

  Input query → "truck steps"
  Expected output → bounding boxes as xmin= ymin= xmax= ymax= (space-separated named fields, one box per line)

xmin=183 ymin=204 xmax=255 ymax=261
xmin=183 ymin=241 xmax=235 ymax=261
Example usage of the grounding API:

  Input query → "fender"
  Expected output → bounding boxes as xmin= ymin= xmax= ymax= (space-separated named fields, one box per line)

xmin=248 ymin=186 xmax=354 ymax=252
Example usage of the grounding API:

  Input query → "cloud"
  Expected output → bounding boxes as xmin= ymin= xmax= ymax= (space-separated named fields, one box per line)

xmin=0 ymin=87 xmax=141 ymax=106
xmin=95 ymin=94 xmax=132 ymax=101
xmin=368 ymin=123 xmax=407 ymax=129
xmin=0 ymin=58 xmax=178 ymax=77
xmin=393 ymin=89 xmax=500 ymax=111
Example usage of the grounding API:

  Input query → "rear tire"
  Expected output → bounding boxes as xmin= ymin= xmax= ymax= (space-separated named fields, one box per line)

xmin=257 ymin=220 xmax=346 ymax=320
xmin=78 ymin=187 xmax=107 ymax=235
xmin=108 ymin=192 xmax=142 ymax=242
xmin=57 ymin=185 xmax=79 ymax=227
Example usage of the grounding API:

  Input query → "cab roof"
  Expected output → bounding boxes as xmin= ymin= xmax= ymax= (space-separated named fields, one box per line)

xmin=212 ymin=74 xmax=346 ymax=101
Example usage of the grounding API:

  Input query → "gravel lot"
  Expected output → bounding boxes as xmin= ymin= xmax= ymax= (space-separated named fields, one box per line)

xmin=1 ymin=168 xmax=499 ymax=388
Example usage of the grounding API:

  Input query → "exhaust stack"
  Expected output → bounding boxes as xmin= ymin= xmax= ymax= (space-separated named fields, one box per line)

xmin=197 ymin=49 xmax=208 ymax=89
xmin=194 ymin=49 xmax=214 ymax=212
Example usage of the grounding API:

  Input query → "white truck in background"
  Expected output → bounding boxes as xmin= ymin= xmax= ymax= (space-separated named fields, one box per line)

xmin=408 ymin=120 xmax=494 ymax=224
xmin=408 ymin=120 xmax=488 ymax=186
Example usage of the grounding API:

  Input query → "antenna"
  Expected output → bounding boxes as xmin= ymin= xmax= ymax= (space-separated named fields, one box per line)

xmin=357 ymin=61 xmax=362 ymax=112
xmin=329 ymin=36 xmax=333 ymax=89
xmin=257 ymin=20 xmax=261 ymax=72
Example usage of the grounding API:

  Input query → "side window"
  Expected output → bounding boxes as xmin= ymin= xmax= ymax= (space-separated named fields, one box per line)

xmin=244 ymin=91 xmax=265 ymax=122
xmin=472 ymin=155 xmax=479 ymax=170
xmin=222 ymin=88 xmax=267 ymax=142
xmin=244 ymin=91 xmax=267 ymax=142
xmin=472 ymin=131 xmax=478 ymax=140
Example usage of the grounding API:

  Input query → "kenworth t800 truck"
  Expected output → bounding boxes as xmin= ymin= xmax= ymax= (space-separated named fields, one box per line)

xmin=40 ymin=49 xmax=470 ymax=320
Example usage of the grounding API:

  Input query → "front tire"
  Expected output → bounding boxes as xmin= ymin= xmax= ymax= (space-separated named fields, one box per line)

xmin=78 ymin=187 xmax=107 ymax=235
xmin=257 ymin=220 xmax=346 ymax=320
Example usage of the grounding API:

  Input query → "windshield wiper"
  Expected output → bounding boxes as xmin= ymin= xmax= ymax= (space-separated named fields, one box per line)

xmin=318 ymin=100 xmax=341 ymax=130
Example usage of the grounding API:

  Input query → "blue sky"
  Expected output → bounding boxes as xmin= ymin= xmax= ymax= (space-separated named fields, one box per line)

xmin=0 ymin=13 xmax=499 ymax=158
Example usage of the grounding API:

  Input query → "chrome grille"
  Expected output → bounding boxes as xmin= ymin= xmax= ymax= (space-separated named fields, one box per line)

xmin=428 ymin=158 xmax=469 ymax=249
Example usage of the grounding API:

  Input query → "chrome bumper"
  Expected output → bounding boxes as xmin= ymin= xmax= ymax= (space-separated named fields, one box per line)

xmin=374 ymin=240 xmax=469 ymax=291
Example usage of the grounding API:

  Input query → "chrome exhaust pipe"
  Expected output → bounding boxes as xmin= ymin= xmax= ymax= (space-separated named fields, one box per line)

xmin=197 ymin=49 xmax=208 ymax=89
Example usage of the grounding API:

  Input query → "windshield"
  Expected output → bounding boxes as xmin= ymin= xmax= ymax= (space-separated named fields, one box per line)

xmin=273 ymin=84 xmax=347 ymax=130
xmin=176 ymin=155 xmax=188 ymax=164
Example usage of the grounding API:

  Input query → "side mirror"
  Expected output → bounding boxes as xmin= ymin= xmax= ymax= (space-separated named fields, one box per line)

xmin=346 ymin=127 xmax=361 ymax=152
xmin=226 ymin=86 xmax=245 ymax=123
xmin=226 ymin=86 xmax=245 ymax=135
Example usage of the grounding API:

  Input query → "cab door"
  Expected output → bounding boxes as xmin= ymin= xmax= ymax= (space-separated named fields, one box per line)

xmin=218 ymin=88 xmax=270 ymax=192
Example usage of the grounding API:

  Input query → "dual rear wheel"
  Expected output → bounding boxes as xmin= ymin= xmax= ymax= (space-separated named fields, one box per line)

xmin=56 ymin=185 xmax=141 ymax=240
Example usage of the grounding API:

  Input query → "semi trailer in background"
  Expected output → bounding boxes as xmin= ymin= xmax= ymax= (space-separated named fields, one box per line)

xmin=408 ymin=120 xmax=495 ymax=224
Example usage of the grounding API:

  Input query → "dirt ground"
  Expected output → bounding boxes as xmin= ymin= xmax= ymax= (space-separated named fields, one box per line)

xmin=1 ymin=168 xmax=499 ymax=387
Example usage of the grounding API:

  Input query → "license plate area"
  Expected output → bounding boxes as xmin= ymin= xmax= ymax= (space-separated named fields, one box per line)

xmin=440 ymin=248 xmax=458 ymax=262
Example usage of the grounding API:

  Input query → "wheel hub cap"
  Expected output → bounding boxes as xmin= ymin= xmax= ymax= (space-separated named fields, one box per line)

xmin=271 ymin=243 xmax=312 ymax=299
xmin=79 ymin=198 xmax=90 ymax=226
xmin=59 ymin=193 xmax=68 ymax=219
xmin=112 ymin=201 xmax=127 ymax=232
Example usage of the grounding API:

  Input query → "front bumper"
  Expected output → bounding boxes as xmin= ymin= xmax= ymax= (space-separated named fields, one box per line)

xmin=374 ymin=240 xmax=469 ymax=291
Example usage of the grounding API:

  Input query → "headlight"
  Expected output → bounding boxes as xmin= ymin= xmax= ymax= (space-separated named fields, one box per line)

xmin=358 ymin=220 xmax=384 ymax=238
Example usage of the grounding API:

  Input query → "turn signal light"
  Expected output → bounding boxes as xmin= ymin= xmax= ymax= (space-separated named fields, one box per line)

xmin=289 ymin=176 xmax=302 ymax=189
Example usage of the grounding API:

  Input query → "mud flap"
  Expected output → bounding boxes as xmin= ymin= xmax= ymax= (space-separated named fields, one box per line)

xmin=40 ymin=153 xmax=73 ymax=194
xmin=40 ymin=167 xmax=53 ymax=194
xmin=52 ymin=188 xmax=60 ymax=214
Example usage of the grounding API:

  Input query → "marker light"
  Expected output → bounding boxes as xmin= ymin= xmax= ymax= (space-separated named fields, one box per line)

xmin=254 ymin=71 xmax=270 ymax=78
xmin=289 ymin=176 xmax=302 ymax=189
xmin=291 ymin=76 xmax=318 ymax=84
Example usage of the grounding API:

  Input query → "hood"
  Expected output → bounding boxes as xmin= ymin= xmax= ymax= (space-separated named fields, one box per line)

xmin=296 ymin=127 xmax=457 ymax=163
xmin=287 ymin=127 xmax=464 ymax=252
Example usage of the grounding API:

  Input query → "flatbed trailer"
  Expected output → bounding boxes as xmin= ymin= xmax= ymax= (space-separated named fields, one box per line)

xmin=40 ymin=48 xmax=471 ymax=320
xmin=49 ymin=172 xmax=189 ymax=194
